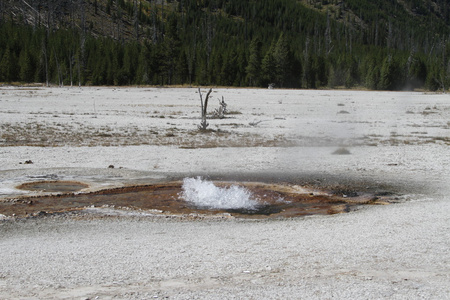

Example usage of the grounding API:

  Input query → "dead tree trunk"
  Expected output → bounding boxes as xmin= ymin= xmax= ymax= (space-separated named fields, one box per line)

xmin=133 ymin=0 xmax=139 ymax=41
xmin=53 ymin=49 xmax=62 ymax=86
xmin=79 ymin=0 xmax=86 ymax=86
xmin=198 ymin=87 xmax=212 ymax=130
xmin=214 ymin=96 xmax=227 ymax=119
xmin=68 ymin=52 xmax=74 ymax=87
xmin=42 ymin=39 xmax=49 ymax=87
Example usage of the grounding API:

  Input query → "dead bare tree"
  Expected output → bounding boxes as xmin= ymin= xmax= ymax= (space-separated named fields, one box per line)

xmin=79 ymin=0 xmax=86 ymax=87
xmin=198 ymin=87 xmax=213 ymax=130
xmin=133 ymin=0 xmax=139 ymax=41
xmin=325 ymin=10 xmax=332 ymax=56
xmin=68 ymin=52 xmax=74 ymax=87
xmin=53 ymin=48 xmax=62 ymax=86
xmin=151 ymin=0 xmax=157 ymax=44
xmin=41 ymin=39 xmax=49 ymax=87
xmin=213 ymin=96 xmax=227 ymax=119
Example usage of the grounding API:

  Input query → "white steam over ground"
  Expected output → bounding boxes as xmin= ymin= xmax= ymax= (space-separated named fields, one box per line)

xmin=180 ymin=177 xmax=259 ymax=210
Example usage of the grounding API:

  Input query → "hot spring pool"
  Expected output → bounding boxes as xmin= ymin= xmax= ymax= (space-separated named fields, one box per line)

xmin=1 ymin=177 xmax=396 ymax=219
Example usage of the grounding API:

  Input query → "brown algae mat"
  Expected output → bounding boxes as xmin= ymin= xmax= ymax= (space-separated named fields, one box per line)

xmin=0 ymin=180 xmax=394 ymax=219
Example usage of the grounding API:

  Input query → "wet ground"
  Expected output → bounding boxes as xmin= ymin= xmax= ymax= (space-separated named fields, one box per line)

xmin=0 ymin=180 xmax=394 ymax=219
xmin=16 ymin=181 xmax=89 ymax=193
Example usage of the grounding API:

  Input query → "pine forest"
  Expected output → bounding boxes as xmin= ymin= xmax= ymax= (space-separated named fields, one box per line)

xmin=0 ymin=0 xmax=449 ymax=91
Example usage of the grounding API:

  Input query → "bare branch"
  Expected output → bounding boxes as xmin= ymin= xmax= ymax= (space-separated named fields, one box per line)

xmin=198 ymin=87 xmax=204 ymax=119
xmin=213 ymin=96 xmax=227 ymax=119
xmin=198 ymin=88 xmax=213 ymax=130
xmin=203 ymin=88 xmax=213 ymax=116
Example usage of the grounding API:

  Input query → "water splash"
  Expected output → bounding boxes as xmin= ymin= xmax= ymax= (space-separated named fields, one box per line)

xmin=180 ymin=177 xmax=260 ymax=210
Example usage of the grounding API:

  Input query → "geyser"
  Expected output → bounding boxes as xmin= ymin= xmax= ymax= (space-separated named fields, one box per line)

xmin=180 ymin=177 xmax=260 ymax=210
xmin=2 ymin=178 xmax=397 ymax=219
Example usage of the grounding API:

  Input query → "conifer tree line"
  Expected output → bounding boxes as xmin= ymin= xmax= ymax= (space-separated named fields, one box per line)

xmin=0 ymin=0 xmax=449 ymax=90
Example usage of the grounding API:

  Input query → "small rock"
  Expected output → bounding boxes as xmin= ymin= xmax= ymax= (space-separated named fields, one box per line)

xmin=332 ymin=147 xmax=351 ymax=155
xmin=34 ymin=211 xmax=47 ymax=217
xmin=108 ymin=165 xmax=114 ymax=169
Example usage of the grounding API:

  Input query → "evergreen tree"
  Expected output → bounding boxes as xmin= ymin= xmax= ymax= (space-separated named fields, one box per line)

xmin=328 ymin=65 xmax=337 ymax=88
xmin=235 ymin=48 xmax=247 ymax=86
xmin=136 ymin=44 xmax=150 ymax=84
xmin=175 ymin=50 xmax=189 ymax=84
xmin=210 ymin=51 xmax=223 ymax=84
xmin=161 ymin=14 xmax=181 ymax=85
xmin=0 ymin=47 xmax=13 ymax=82
xmin=304 ymin=55 xmax=316 ymax=89
xmin=0 ymin=0 xmax=449 ymax=90
xmin=246 ymin=38 xmax=262 ymax=86
xmin=363 ymin=55 xmax=380 ymax=90
xmin=274 ymin=33 xmax=289 ymax=87
xmin=19 ymin=48 xmax=34 ymax=82
xmin=220 ymin=49 xmax=238 ymax=86
xmin=121 ymin=43 xmax=139 ymax=85
xmin=379 ymin=55 xmax=401 ymax=90
xmin=303 ymin=37 xmax=316 ymax=89
xmin=261 ymin=40 xmax=276 ymax=87
xmin=425 ymin=64 xmax=441 ymax=91
xmin=344 ymin=56 xmax=358 ymax=88
xmin=315 ymin=55 xmax=328 ymax=87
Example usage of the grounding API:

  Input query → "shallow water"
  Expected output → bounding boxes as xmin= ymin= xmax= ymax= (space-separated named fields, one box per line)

xmin=0 ymin=179 xmax=393 ymax=219
xmin=16 ymin=181 xmax=89 ymax=193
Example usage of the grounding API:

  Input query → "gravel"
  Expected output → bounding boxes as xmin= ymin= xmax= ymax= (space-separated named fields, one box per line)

xmin=1 ymin=196 xmax=449 ymax=299
xmin=1 ymin=87 xmax=449 ymax=299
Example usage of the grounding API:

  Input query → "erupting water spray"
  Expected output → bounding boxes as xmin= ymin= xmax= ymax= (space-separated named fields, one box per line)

xmin=180 ymin=177 xmax=260 ymax=210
